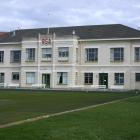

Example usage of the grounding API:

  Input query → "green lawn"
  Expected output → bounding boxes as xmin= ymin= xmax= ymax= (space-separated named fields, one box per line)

xmin=0 ymin=90 xmax=135 ymax=125
xmin=0 ymin=93 xmax=139 ymax=140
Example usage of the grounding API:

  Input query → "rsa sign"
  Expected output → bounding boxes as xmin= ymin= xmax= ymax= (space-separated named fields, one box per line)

xmin=41 ymin=36 xmax=51 ymax=45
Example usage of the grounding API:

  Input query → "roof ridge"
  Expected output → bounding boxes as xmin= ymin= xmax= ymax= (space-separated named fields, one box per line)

xmin=16 ymin=24 xmax=124 ymax=31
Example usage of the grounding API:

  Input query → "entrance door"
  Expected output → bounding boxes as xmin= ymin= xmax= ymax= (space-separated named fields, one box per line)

xmin=42 ymin=74 xmax=50 ymax=88
xmin=99 ymin=73 xmax=108 ymax=88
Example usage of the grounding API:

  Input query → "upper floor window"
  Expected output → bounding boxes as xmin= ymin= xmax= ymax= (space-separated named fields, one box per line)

xmin=12 ymin=72 xmax=19 ymax=81
xmin=114 ymin=73 xmax=124 ymax=85
xmin=26 ymin=48 xmax=35 ymax=61
xmin=42 ymin=48 xmax=52 ymax=60
xmin=57 ymin=72 xmax=68 ymax=85
xmin=0 ymin=51 xmax=4 ymax=63
xmin=58 ymin=47 xmax=69 ymax=58
xmin=135 ymin=48 xmax=140 ymax=62
xmin=84 ymin=73 xmax=93 ymax=85
xmin=10 ymin=50 xmax=21 ymax=63
xmin=110 ymin=48 xmax=124 ymax=62
xmin=85 ymin=48 xmax=98 ymax=62
xmin=135 ymin=73 xmax=140 ymax=82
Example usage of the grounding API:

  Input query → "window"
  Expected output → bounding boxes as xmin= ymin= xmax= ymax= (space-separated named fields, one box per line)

xmin=85 ymin=48 xmax=98 ymax=62
xmin=135 ymin=48 xmax=140 ymax=61
xmin=57 ymin=72 xmax=68 ymax=85
xmin=42 ymin=48 xmax=52 ymax=59
xmin=84 ymin=73 xmax=93 ymax=85
xmin=0 ymin=51 xmax=4 ymax=63
xmin=135 ymin=73 xmax=140 ymax=82
xmin=114 ymin=73 xmax=124 ymax=85
xmin=10 ymin=50 xmax=21 ymax=63
xmin=12 ymin=72 xmax=19 ymax=81
xmin=0 ymin=73 xmax=4 ymax=83
xmin=58 ymin=47 xmax=69 ymax=58
xmin=26 ymin=72 xmax=35 ymax=84
xmin=110 ymin=48 xmax=124 ymax=62
xmin=26 ymin=48 xmax=35 ymax=61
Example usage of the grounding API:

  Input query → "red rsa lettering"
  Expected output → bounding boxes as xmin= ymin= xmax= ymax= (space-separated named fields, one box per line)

xmin=42 ymin=38 xmax=51 ymax=45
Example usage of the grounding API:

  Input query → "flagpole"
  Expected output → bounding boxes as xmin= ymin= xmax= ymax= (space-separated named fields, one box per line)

xmin=47 ymin=13 xmax=50 ymax=34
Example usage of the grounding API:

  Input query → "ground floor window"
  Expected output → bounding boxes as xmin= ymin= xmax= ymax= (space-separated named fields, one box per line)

xmin=0 ymin=73 xmax=4 ymax=83
xmin=84 ymin=73 xmax=93 ymax=85
xmin=114 ymin=73 xmax=124 ymax=85
xmin=26 ymin=72 xmax=35 ymax=84
xmin=12 ymin=72 xmax=19 ymax=81
xmin=57 ymin=72 xmax=68 ymax=85
xmin=135 ymin=73 xmax=140 ymax=82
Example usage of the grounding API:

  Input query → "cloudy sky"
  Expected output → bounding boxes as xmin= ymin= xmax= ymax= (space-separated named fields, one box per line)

xmin=0 ymin=0 xmax=140 ymax=31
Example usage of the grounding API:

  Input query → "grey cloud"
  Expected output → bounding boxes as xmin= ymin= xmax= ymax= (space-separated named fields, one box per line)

xmin=0 ymin=0 xmax=140 ymax=31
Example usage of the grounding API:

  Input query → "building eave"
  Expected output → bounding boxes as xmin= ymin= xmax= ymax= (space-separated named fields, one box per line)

xmin=0 ymin=42 xmax=21 ymax=45
xmin=79 ymin=37 xmax=140 ymax=42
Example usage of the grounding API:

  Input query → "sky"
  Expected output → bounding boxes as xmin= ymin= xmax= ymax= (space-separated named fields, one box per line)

xmin=0 ymin=0 xmax=140 ymax=31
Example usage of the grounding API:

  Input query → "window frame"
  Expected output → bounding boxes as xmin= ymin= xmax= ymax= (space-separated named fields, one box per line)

xmin=84 ymin=73 xmax=93 ymax=85
xmin=135 ymin=73 xmax=140 ymax=82
xmin=58 ymin=47 xmax=69 ymax=58
xmin=57 ymin=72 xmax=68 ymax=85
xmin=12 ymin=72 xmax=19 ymax=81
xmin=10 ymin=50 xmax=21 ymax=63
xmin=42 ymin=48 xmax=52 ymax=60
xmin=26 ymin=48 xmax=35 ymax=62
xmin=135 ymin=47 xmax=140 ymax=62
xmin=110 ymin=48 xmax=124 ymax=62
xmin=0 ymin=51 xmax=4 ymax=63
xmin=0 ymin=73 xmax=4 ymax=83
xmin=26 ymin=72 xmax=35 ymax=84
xmin=85 ymin=48 xmax=98 ymax=62
xmin=114 ymin=73 xmax=124 ymax=85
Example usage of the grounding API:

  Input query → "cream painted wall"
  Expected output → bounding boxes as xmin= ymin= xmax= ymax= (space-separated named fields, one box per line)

xmin=0 ymin=37 xmax=139 ymax=90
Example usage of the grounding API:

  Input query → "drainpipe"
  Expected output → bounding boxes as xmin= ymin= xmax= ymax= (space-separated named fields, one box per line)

xmin=37 ymin=33 xmax=41 ymax=85
xmin=52 ymin=32 xmax=56 ymax=88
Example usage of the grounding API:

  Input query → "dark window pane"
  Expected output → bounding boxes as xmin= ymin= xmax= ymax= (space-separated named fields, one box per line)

xmin=86 ymin=48 xmax=98 ymax=62
xmin=0 ymin=51 xmax=4 ymax=62
xmin=111 ymin=48 xmax=124 ymax=62
xmin=115 ymin=73 xmax=124 ymax=85
xmin=84 ymin=73 xmax=93 ymax=84
xmin=136 ymin=73 xmax=140 ymax=82
xmin=11 ymin=50 xmax=21 ymax=63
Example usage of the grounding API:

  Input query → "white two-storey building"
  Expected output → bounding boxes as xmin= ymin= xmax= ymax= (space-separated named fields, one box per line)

xmin=0 ymin=24 xmax=140 ymax=90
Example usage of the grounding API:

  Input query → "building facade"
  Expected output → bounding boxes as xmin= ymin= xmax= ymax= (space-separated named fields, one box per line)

xmin=0 ymin=24 xmax=140 ymax=90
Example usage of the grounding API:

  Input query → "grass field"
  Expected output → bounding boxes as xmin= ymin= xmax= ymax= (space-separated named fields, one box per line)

xmin=0 ymin=90 xmax=134 ymax=125
xmin=0 ymin=90 xmax=139 ymax=140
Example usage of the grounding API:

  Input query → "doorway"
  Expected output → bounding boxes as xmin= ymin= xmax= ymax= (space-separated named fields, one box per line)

xmin=42 ymin=74 xmax=50 ymax=88
xmin=99 ymin=73 xmax=108 ymax=88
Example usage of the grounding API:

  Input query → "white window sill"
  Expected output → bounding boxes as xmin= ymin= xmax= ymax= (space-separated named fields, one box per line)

xmin=58 ymin=57 xmax=69 ymax=62
xmin=57 ymin=84 xmax=68 ymax=85
xmin=25 ymin=60 xmax=35 ymax=62
xmin=85 ymin=61 xmax=98 ymax=63
xmin=41 ymin=58 xmax=52 ymax=62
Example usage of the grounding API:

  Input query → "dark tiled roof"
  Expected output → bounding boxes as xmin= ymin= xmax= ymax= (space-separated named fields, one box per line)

xmin=0 ymin=32 xmax=8 ymax=36
xmin=1 ymin=24 xmax=140 ymax=43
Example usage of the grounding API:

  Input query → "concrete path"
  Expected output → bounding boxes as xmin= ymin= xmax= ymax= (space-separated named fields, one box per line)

xmin=0 ymin=96 xmax=137 ymax=129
